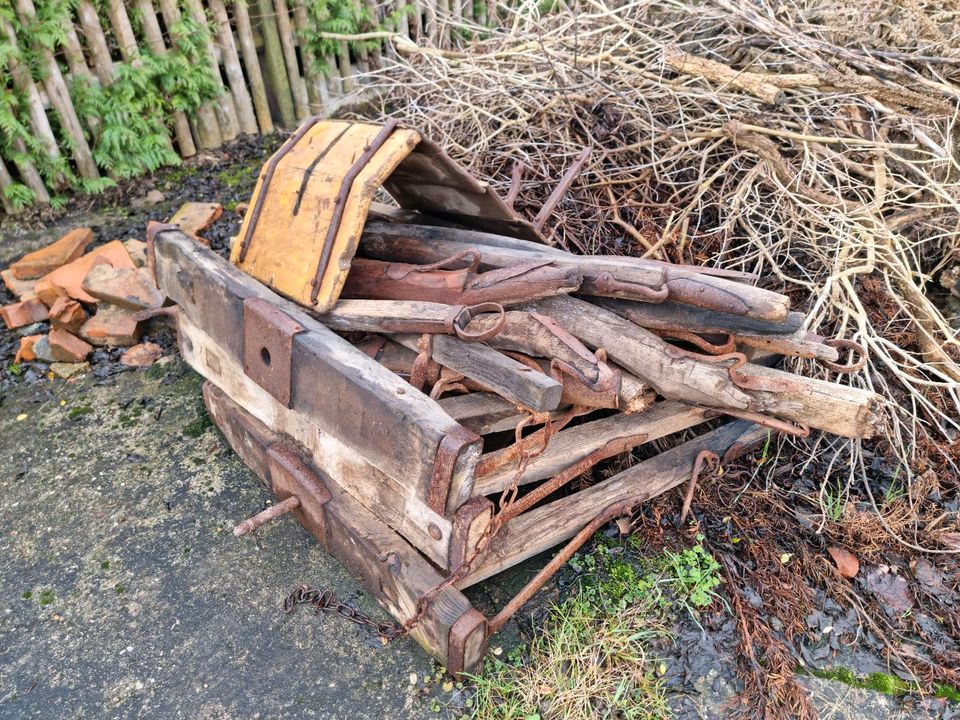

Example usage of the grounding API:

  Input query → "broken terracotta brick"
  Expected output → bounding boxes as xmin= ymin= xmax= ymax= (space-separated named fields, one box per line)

xmin=31 ymin=335 xmax=54 ymax=363
xmin=1 ymin=269 xmax=37 ymax=300
xmin=120 ymin=342 xmax=164 ymax=367
xmin=48 ymin=328 xmax=93 ymax=363
xmin=35 ymin=240 xmax=135 ymax=306
xmin=48 ymin=296 xmax=88 ymax=333
xmin=79 ymin=303 xmax=142 ymax=347
xmin=123 ymin=239 xmax=148 ymax=268
xmin=15 ymin=334 xmax=43 ymax=363
xmin=10 ymin=227 xmax=93 ymax=280
xmin=0 ymin=297 xmax=49 ymax=329
xmin=169 ymin=202 xmax=222 ymax=244
xmin=81 ymin=264 xmax=164 ymax=311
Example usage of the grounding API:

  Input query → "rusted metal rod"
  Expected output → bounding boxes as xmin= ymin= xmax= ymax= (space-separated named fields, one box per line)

xmin=488 ymin=499 xmax=636 ymax=633
xmin=234 ymin=495 xmax=300 ymax=536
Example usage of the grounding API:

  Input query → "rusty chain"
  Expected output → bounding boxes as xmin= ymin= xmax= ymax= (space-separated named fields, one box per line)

xmin=283 ymin=584 xmax=405 ymax=641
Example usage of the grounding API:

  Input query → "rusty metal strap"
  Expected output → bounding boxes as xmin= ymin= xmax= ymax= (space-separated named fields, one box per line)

xmin=291 ymin=122 xmax=354 ymax=217
xmin=309 ymin=118 xmax=401 ymax=304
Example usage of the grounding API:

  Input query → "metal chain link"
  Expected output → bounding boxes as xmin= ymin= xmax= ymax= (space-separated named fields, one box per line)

xmin=283 ymin=584 xmax=405 ymax=641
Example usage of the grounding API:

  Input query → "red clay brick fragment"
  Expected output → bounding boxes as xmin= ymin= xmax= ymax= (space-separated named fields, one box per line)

xmin=35 ymin=240 xmax=135 ymax=306
xmin=81 ymin=265 xmax=164 ymax=311
xmin=48 ymin=328 xmax=93 ymax=363
xmin=48 ymin=296 xmax=88 ymax=333
xmin=120 ymin=342 xmax=164 ymax=367
xmin=15 ymin=334 xmax=43 ymax=363
xmin=0 ymin=297 xmax=49 ymax=329
xmin=1 ymin=269 xmax=37 ymax=300
xmin=10 ymin=228 xmax=93 ymax=280
xmin=79 ymin=304 xmax=142 ymax=347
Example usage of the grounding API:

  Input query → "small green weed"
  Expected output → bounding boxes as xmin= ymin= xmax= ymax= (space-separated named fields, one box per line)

xmin=38 ymin=589 xmax=55 ymax=606
xmin=821 ymin=479 xmax=847 ymax=522
xmin=662 ymin=539 xmax=724 ymax=610
xmin=67 ymin=405 xmax=94 ymax=420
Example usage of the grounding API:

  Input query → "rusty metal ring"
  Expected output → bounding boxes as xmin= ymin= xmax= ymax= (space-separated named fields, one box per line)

xmin=821 ymin=338 xmax=867 ymax=373
xmin=451 ymin=302 xmax=506 ymax=342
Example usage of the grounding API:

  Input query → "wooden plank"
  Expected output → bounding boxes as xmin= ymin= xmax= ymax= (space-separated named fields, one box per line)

xmin=473 ymin=402 xmax=710 ymax=496
xmin=439 ymin=392 xmax=570 ymax=435
xmin=204 ymin=383 xmax=486 ymax=671
xmin=232 ymin=0 xmax=274 ymax=134
xmin=154 ymin=229 xmax=481 ymax=513
xmin=134 ymin=0 xmax=198 ymax=156
xmin=461 ymin=420 xmax=766 ymax=587
xmin=181 ymin=315 xmax=453 ymax=567
xmin=392 ymin=333 xmax=563 ymax=412
xmin=207 ymin=0 xmax=259 ymax=135
xmin=359 ymin=222 xmax=791 ymax=322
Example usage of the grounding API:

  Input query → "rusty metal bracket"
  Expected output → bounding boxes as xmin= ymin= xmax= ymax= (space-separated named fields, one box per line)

xmin=593 ymin=270 xmax=670 ymax=303
xmin=310 ymin=119 xmax=401 ymax=303
xmin=427 ymin=426 xmax=482 ymax=515
xmin=822 ymin=338 xmax=868 ymax=373
xmin=448 ymin=608 xmax=488 ymax=678
xmin=266 ymin=443 xmax=332 ymax=541
xmin=243 ymin=297 xmax=306 ymax=407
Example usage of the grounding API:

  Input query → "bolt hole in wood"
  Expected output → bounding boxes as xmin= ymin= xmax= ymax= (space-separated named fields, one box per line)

xmin=260 ymin=346 xmax=271 ymax=366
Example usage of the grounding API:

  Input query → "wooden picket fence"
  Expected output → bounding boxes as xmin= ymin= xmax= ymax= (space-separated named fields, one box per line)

xmin=0 ymin=0 xmax=491 ymax=214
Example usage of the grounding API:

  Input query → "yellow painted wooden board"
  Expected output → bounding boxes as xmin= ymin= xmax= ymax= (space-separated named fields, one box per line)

xmin=231 ymin=120 xmax=421 ymax=310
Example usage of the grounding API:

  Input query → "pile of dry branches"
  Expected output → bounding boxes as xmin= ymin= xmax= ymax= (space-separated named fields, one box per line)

xmin=359 ymin=0 xmax=960 ymax=517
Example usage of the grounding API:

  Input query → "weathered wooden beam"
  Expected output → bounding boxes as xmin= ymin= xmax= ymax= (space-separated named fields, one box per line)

xmin=153 ymin=228 xmax=481 ymax=517
xmin=392 ymin=333 xmax=564 ymax=412
xmin=525 ymin=296 xmax=881 ymax=438
xmin=204 ymin=383 xmax=486 ymax=672
xmin=359 ymin=222 xmax=791 ymax=322
xmin=207 ymin=0 xmax=259 ymax=135
xmin=257 ymin=0 xmax=296 ymax=127
xmin=232 ymin=0 xmax=274 ymax=134
xmin=460 ymin=420 xmax=765 ymax=587
xmin=438 ymin=392 xmax=573 ymax=435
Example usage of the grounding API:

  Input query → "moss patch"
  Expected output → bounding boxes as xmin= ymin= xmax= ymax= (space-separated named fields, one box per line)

xmin=810 ymin=667 xmax=913 ymax=696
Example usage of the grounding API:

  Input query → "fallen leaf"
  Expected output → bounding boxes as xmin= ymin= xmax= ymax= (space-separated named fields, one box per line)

xmin=827 ymin=546 xmax=859 ymax=578
xmin=15 ymin=413 xmax=27 ymax=421
xmin=780 ymin=552 xmax=793 ymax=565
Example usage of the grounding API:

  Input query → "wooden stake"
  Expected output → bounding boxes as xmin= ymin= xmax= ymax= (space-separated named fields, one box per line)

xmin=1 ymin=18 xmax=64 ymax=185
xmin=292 ymin=0 xmax=330 ymax=111
xmin=207 ymin=0 xmax=259 ymax=134
xmin=0 ymin=156 xmax=20 ymax=214
xmin=183 ymin=0 xmax=241 ymax=141
xmin=272 ymin=0 xmax=310 ymax=119
xmin=75 ymin=1 xmax=115 ymax=85
xmin=7 ymin=137 xmax=50 ymax=203
xmin=232 ymin=0 xmax=274 ymax=134
xmin=257 ymin=0 xmax=297 ymax=127
xmin=157 ymin=0 xmax=223 ymax=149
xmin=135 ymin=0 xmax=198 ymax=157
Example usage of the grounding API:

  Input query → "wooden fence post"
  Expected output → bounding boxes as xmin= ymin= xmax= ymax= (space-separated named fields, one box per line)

xmin=183 ymin=0 xmax=241 ymax=141
xmin=232 ymin=0 xmax=274 ymax=134
xmin=7 ymin=137 xmax=50 ymax=204
xmin=75 ymin=1 xmax=116 ymax=86
xmin=157 ymin=0 xmax=224 ymax=148
xmin=207 ymin=0 xmax=259 ymax=134
xmin=134 ymin=0 xmax=198 ymax=157
xmin=15 ymin=0 xmax=101 ymax=180
xmin=0 ymin=156 xmax=20 ymax=214
xmin=273 ymin=0 xmax=310 ymax=120
xmin=292 ymin=0 xmax=330 ymax=112
xmin=256 ymin=0 xmax=297 ymax=127
xmin=0 ymin=18 xmax=64 ymax=188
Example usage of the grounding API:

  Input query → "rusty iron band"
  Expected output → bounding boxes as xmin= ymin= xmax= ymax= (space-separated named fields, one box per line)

xmin=238 ymin=115 xmax=323 ymax=262
xmin=292 ymin=123 xmax=354 ymax=217
xmin=309 ymin=118 xmax=401 ymax=304
xmin=427 ymin=426 xmax=482 ymax=515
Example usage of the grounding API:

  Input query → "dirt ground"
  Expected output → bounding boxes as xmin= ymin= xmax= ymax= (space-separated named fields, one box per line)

xmin=0 ymin=137 xmax=956 ymax=719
